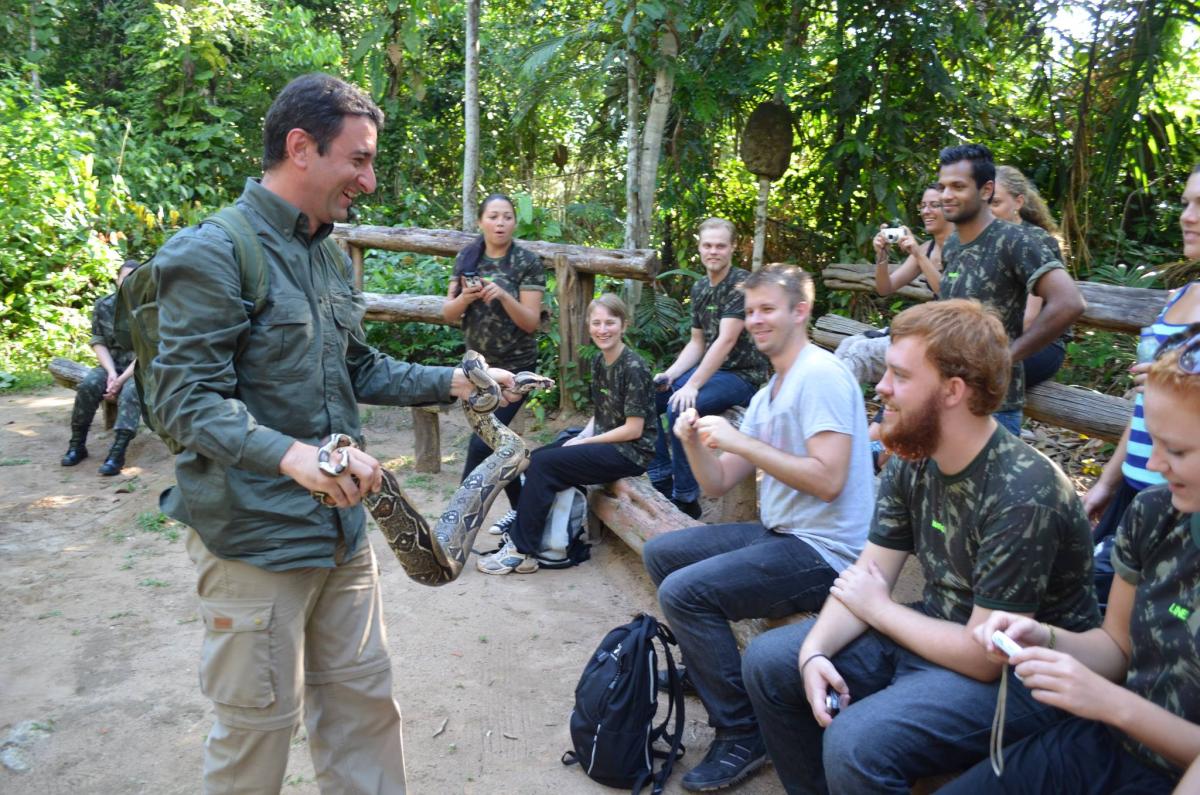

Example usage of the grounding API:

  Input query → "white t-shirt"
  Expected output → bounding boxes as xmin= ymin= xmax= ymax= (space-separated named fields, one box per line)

xmin=740 ymin=343 xmax=873 ymax=571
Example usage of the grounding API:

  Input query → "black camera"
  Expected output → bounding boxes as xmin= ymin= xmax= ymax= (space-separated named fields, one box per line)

xmin=461 ymin=271 xmax=482 ymax=290
xmin=825 ymin=692 xmax=841 ymax=717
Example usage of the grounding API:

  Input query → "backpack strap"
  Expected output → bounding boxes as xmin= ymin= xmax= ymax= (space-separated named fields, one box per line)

xmin=204 ymin=206 xmax=270 ymax=316
xmin=640 ymin=622 xmax=686 ymax=795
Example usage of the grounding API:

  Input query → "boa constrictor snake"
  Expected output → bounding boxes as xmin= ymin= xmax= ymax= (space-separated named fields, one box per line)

xmin=312 ymin=350 xmax=554 ymax=586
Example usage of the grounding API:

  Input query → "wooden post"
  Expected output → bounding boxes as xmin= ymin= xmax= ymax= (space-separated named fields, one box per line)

xmin=350 ymin=244 xmax=364 ymax=291
xmin=555 ymin=253 xmax=594 ymax=412
xmin=412 ymin=405 xmax=442 ymax=473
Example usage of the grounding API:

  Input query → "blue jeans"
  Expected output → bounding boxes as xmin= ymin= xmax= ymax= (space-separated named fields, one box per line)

xmin=938 ymin=718 xmax=1176 ymax=795
xmin=994 ymin=408 xmax=1023 ymax=436
xmin=647 ymin=368 xmax=758 ymax=502
xmin=644 ymin=523 xmax=837 ymax=734
xmin=742 ymin=619 xmax=1066 ymax=795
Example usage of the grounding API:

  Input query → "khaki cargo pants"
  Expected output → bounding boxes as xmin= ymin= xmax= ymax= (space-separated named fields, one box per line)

xmin=187 ymin=529 xmax=406 ymax=794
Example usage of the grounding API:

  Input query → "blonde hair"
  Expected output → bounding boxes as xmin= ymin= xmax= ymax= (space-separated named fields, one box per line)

xmin=587 ymin=292 xmax=630 ymax=326
xmin=996 ymin=165 xmax=1060 ymax=237
xmin=740 ymin=263 xmax=814 ymax=308
xmin=697 ymin=217 xmax=737 ymax=243
xmin=889 ymin=299 xmax=1012 ymax=416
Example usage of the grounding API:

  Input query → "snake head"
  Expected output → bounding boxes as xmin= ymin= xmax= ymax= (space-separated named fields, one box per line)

xmin=317 ymin=433 xmax=357 ymax=476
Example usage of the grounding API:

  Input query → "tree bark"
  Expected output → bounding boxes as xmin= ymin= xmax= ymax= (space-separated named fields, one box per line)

xmin=623 ymin=4 xmax=644 ymax=307
xmin=751 ymin=177 xmax=770 ymax=270
xmin=461 ymin=0 xmax=481 ymax=231
xmin=635 ymin=25 xmax=678 ymax=245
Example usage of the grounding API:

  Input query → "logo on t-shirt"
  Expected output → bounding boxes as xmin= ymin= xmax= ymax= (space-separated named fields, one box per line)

xmin=1168 ymin=602 xmax=1191 ymax=622
xmin=931 ymin=519 xmax=946 ymax=534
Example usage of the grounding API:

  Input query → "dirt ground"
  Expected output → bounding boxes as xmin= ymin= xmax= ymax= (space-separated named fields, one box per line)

xmin=0 ymin=386 xmax=789 ymax=794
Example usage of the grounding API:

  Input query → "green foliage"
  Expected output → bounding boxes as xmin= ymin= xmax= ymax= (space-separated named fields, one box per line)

xmin=361 ymin=250 xmax=463 ymax=364
xmin=1061 ymin=329 xmax=1137 ymax=396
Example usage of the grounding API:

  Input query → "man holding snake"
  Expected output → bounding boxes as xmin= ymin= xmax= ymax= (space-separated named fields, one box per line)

xmin=150 ymin=73 xmax=516 ymax=793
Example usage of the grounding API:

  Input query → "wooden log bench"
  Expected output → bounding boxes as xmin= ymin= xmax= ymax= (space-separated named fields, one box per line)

xmin=49 ymin=356 xmax=119 ymax=430
xmin=815 ymin=263 xmax=1164 ymax=443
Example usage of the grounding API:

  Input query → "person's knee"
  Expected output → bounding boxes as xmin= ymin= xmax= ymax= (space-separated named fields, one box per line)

xmin=643 ymin=535 xmax=670 ymax=584
xmin=743 ymin=626 xmax=810 ymax=705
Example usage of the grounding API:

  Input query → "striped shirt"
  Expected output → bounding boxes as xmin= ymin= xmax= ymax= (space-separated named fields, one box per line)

xmin=1122 ymin=282 xmax=1198 ymax=489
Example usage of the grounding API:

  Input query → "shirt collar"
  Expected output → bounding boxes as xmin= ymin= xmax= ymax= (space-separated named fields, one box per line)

xmin=239 ymin=178 xmax=334 ymax=245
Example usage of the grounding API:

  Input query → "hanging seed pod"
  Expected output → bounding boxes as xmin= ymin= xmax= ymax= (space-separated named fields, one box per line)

xmin=740 ymin=101 xmax=794 ymax=182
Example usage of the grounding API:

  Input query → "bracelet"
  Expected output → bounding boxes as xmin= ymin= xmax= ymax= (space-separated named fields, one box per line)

xmin=799 ymin=653 xmax=830 ymax=677
xmin=1043 ymin=623 xmax=1057 ymax=650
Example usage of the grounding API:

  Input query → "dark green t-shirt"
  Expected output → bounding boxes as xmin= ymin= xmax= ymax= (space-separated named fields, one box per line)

xmin=690 ymin=267 xmax=769 ymax=387
xmin=1112 ymin=485 xmax=1200 ymax=776
xmin=870 ymin=426 xmax=1101 ymax=630
xmin=590 ymin=346 xmax=657 ymax=468
xmin=940 ymin=220 xmax=1065 ymax=411
xmin=455 ymin=242 xmax=546 ymax=371
xmin=89 ymin=292 xmax=134 ymax=368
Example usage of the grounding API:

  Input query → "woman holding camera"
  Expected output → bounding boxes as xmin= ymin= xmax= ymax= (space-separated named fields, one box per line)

xmin=442 ymin=193 xmax=546 ymax=536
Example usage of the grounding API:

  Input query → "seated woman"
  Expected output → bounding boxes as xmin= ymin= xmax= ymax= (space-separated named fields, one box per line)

xmin=939 ymin=325 xmax=1200 ymax=794
xmin=441 ymin=193 xmax=545 ymax=537
xmin=476 ymin=294 xmax=657 ymax=575
xmin=990 ymin=165 xmax=1070 ymax=389
xmin=835 ymin=185 xmax=951 ymax=384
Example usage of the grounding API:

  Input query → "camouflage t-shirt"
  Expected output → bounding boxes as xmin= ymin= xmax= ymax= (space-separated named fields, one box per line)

xmin=690 ymin=267 xmax=769 ymax=386
xmin=940 ymin=220 xmax=1065 ymax=411
xmin=89 ymin=292 xmax=134 ymax=369
xmin=454 ymin=242 xmax=546 ymax=371
xmin=590 ymin=345 xmax=657 ymax=469
xmin=1112 ymin=485 xmax=1200 ymax=776
xmin=870 ymin=426 xmax=1100 ymax=630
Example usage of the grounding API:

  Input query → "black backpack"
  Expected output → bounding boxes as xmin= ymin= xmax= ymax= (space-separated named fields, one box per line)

xmin=562 ymin=613 xmax=686 ymax=794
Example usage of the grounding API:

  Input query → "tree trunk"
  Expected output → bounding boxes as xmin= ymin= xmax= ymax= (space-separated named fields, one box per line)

xmin=635 ymin=25 xmax=678 ymax=245
xmin=461 ymin=0 xmax=481 ymax=231
xmin=623 ymin=5 xmax=644 ymax=307
xmin=751 ymin=177 xmax=770 ymax=270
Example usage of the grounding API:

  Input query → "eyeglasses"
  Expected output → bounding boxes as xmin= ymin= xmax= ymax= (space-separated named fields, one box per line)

xmin=918 ymin=202 xmax=942 ymax=211
xmin=1155 ymin=323 xmax=1200 ymax=374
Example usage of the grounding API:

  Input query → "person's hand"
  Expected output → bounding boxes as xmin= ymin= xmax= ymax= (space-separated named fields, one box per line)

xmin=279 ymin=440 xmax=382 ymax=508
xmin=696 ymin=415 xmax=738 ymax=452
xmin=653 ymin=372 xmax=672 ymax=393
xmin=896 ymin=227 xmax=918 ymax=255
xmin=1012 ymin=646 xmax=1123 ymax=722
xmin=672 ymin=407 xmax=700 ymax=444
xmin=563 ymin=435 xmax=586 ymax=447
xmin=456 ymin=276 xmax=485 ymax=303
xmin=873 ymin=225 xmax=889 ymax=260
xmin=479 ymin=279 xmax=507 ymax=304
xmin=800 ymin=653 xmax=851 ymax=728
xmin=668 ymin=383 xmax=699 ymax=413
xmin=1082 ymin=479 xmax=1115 ymax=524
xmin=450 ymin=366 xmax=517 ymax=403
xmin=972 ymin=612 xmax=1049 ymax=663
xmin=1130 ymin=361 xmax=1151 ymax=392
xmin=829 ymin=560 xmax=893 ymax=623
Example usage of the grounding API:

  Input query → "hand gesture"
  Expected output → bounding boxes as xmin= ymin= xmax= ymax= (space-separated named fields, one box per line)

xmin=972 ymin=612 xmax=1050 ymax=663
xmin=1012 ymin=647 xmax=1123 ymax=722
xmin=829 ymin=560 xmax=893 ymax=623
xmin=695 ymin=414 xmax=737 ymax=451
xmin=672 ymin=407 xmax=700 ymax=444
xmin=668 ymin=383 xmax=699 ymax=413
xmin=896 ymin=227 xmax=918 ymax=255
xmin=479 ymin=278 xmax=507 ymax=304
xmin=801 ymin=653 xmax=851 ymax=728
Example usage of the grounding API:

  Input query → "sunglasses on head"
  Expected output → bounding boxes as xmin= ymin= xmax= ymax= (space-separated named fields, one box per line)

xmin=1155 ymin=323 xmax=1200 ymax=375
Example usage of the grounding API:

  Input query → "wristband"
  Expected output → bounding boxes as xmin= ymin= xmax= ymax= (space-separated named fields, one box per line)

xmin=1043 ymin=623 xmax=1056 ymax=650
xmin=799 ymin=653 xmax=830 ymax=677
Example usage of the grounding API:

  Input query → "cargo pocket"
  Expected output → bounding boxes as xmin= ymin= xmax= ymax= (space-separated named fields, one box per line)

xmin=197 ymin=598 xmax=275 ymax=709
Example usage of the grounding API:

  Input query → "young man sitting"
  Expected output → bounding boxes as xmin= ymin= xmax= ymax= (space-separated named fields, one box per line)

xmin=742 ymin=299 xmax=1101 ymax=794
xmin=643 ymin=264 xmax=874 ymax=791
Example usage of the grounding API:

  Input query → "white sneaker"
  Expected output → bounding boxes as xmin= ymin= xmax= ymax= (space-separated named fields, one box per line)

xmin=487 ymin=509 xmax=518 ymax=536
xmin=476 ymin=536 xmax=539 ymax=575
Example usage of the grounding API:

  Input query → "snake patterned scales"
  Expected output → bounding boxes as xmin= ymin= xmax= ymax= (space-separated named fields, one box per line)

xmin=314 ymin=351 xmax=554 ymax=586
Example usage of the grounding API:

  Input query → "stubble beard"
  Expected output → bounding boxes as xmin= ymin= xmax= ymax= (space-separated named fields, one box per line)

xmin=880 ymin=390 xmax=944 ymax=462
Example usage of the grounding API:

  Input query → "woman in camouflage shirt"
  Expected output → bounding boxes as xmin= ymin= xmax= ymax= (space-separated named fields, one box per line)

xmin=477 ymin=293 xmax=657 ymax=575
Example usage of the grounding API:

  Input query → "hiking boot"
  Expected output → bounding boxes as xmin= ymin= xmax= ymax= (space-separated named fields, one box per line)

xmin=476 ymin=535 xmax=539 ymax=575
xmin=487 ymin=508 xmax=518 ymax=536
xmin=61 ymin=425 xmax=89 ymax=467
xmin=656 ymin=664 xmax=697 ymax=695
xmin=681 ymin=731 xmax=768 ymax=791
xmin=673 ymin=498 xmax=702 ymax=520
xmin=98 ymin=430 xmax=134 ymax=476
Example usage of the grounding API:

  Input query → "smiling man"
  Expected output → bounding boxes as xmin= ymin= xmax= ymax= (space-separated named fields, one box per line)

xmin=742 ymin=299 xmax=1100 ymax=795
xmin=643 ymin=264 xmax=873 ymax=791
xmin=648 ymin=217 xmax=769 ymax=518
xmin=936 ymin=143 xmax=1085 ymax=434
xmin=150 ymin=73 xmax=508 ymax=793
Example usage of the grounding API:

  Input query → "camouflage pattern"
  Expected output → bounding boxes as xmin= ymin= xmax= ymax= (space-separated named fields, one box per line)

xmin=869 ymin=426 xmax=1101 ymax=631
xmin=70 ymin=365 xmax=141 ymax=432
xmin=1111 ymin=485 xmax=1200 ymax=776
xmin=89 ymin=292 xmax=135 ymax=367
xmin=939 ymin=220 xmax=1065 ymax=412
xmin=590 ymin=346 xmax=657 ymax=468
xmin=456 ymin=243 xmax=545 ymax=372
xmin=690 ymin=267 xmax=769 ymax=386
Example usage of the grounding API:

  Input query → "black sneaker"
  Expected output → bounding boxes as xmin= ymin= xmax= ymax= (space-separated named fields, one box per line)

xmin=681 ymin=732 xmax=768 ymax=791
xmin=673 ymin=498 xmax=702 ymax=520
xmin=656 ymin=665 xmax=697 ymax=695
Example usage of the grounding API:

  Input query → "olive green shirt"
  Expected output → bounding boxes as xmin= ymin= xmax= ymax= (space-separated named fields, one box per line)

xmin=152 ymin=179 xmax=455 ymax=571
xmin=89 ymin=292 xmax=134 ymax=370
xmin=454 ymin=243 xmax=545 ymax=371
xmin=590 ymin=346 xmax=657 ymax=468
xmin=690 ymin=267 xmax=770 ymax=387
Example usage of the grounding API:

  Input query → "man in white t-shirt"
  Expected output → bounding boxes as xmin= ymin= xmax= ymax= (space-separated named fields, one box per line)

xmin=644 ymin=264 xmax=874 ymax=792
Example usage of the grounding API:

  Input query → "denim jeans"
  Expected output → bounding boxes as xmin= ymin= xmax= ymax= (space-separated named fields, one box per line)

xmin=993 ymin=408 xmax=1023 ymax=436
xmin=643 ymin=523 xmax=837 ymax=735
xmin=938 ymin=718 xmax=1176 ymax=795
xmin=647 ymin=368 xmax=758 ymax=502
xmin=742 ymin=618 xmax=1066 ymax=795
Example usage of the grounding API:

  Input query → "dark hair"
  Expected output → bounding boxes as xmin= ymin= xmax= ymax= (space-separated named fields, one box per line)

xmin=262 ymin=73 xmax=384 ymax=171
xmin=740 ymin=262 xmax=814 ymax=308
xmin=938 ymin=143 xmax=995 ymax=189
xmin=456 ymin=193 xmax=517 ymax=275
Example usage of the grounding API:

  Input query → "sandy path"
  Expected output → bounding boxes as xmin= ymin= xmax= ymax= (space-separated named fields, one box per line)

xmin=0 ymin=386 xmax=786 ymax=794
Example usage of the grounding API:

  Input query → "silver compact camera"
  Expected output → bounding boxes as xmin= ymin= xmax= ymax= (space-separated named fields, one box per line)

xmin=825 ymin=692 xmax=841 ymax=716
xmin=881 ymin=227 xmax=905 ymax=244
